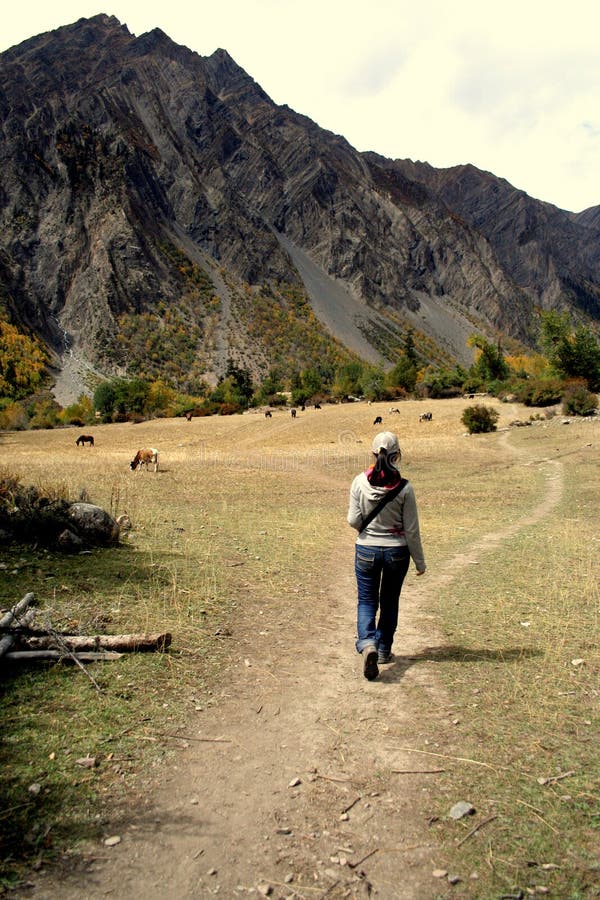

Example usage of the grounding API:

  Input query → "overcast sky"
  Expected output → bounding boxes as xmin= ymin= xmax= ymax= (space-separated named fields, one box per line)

xmin=2 ymin=0 xmax=598 ymax=213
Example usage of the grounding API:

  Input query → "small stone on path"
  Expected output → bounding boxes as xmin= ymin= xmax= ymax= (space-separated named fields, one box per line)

xmin=449 ymin=801 xmax=475 ymax=819
xmin=104 ymin=835 xmax=121 ymax=847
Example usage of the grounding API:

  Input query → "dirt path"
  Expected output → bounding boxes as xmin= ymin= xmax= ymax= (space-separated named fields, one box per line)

xmin=26 ymin=433 xmax=565 ymax=899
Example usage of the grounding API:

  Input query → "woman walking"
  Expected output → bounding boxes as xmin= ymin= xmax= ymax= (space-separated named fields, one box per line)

xmin=347 ymin=432 xmax=426 ymax=680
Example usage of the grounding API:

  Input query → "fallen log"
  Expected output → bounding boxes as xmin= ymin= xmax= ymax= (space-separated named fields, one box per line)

xmin=0 ymin=593 xmax=35 ymax=629
xmin=4 ymin=650 xmax=123 ymax=662
xmin=20 ymin=632 xmax=172 ymax=653
xmin=0 ymin=609 xmax=36 ymax=658
xmin=0 ymin=593 xmax=36 ymax=659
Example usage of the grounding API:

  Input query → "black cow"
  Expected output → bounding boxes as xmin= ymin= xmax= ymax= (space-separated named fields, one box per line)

xmin=373 ymin=416 xmax=383 ymax=425
xmin=419 ymin=412 xmax=433 ymax=422
xmin=265 ymin=411 xmax=272 ymax=418
xmin=291 ymin=409 xmax=297 ymax=418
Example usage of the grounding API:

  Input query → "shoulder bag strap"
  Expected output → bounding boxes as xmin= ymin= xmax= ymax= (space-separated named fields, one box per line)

xmin=360 ymin=478 xmax=407 ymax=532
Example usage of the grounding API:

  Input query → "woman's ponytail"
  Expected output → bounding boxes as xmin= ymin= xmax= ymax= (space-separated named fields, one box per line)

xmin=368 ymin=447 xmax=400 ymax=486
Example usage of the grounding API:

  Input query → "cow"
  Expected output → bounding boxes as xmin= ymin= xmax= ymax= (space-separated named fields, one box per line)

xmin=184 ymin=411 xmax=193 ymax=422
xmin=314 ymin=403 xmax=322 ymax=410
xmin=76 ymin=434 xmax=94 ymax=447
xmin=419 ymin=412 xmax=433 ymax=422
xmin=265 ymin=411 xmax=272 ymax=418
xmin=373 ymin=416 xmax=383 ymax=425
xmin=389 ymin=407 xmax=401 ymax=414
xmin=130 ymin=448 xmax=159 ymax=472
xmin=291 ymin=409 xmax=297 ymax=418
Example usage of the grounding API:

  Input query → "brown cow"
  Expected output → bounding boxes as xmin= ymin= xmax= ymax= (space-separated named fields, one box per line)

xmin=130 ymin=448 xmax=159 ymax=472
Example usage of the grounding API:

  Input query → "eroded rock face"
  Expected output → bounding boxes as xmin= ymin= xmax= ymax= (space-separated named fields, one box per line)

xmin=0 ymin=14 xmax=598 ymax=381
xmin=67 ymin=503 xmax=120 ymax=546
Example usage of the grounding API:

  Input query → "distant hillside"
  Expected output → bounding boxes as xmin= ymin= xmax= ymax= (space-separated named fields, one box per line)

xmin=1 ymin=15 xmax=599 ymax=401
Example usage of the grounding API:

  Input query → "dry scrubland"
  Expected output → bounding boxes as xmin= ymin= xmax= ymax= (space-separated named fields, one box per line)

xmin=0 ymin=397 xmax=598 ymax=897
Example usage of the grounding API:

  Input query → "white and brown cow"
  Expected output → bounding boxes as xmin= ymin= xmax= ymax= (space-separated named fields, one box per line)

xmin=130 ymin=448 xmax=159 ymax=472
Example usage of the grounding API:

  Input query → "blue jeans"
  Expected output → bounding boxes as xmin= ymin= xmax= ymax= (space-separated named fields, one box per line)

xmin=354 ymin=545 xmax=410 ymax=654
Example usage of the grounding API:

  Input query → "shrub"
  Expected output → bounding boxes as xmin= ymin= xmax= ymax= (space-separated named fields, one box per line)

xmin=0 ymin=401 xmax=28 ymax=431
xmin=562 ymin=384 xmax=598 ymax=417
xmin=514 ymin=377 xmax=564 ymax=407
xmin=461 ymin=405 xmax=500 ymax=434
xmin=217 ymin=402 xmax=243 ymax=416
xmin=0 ymin=471 xmax=70 ymax=544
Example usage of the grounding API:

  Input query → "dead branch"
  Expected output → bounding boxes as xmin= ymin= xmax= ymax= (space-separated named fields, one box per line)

xmin=158 ymin=732 xmax=231 ymax=743
xmin=348 ymin=848 xmax=379 ymax=869
xmin=537 ymin=770 xmax=575 ymax=786
xmin=341 ymin=796 xmax=362 ymax=814
xmin=315 ymin=773 xmax=362 ymax=785
xmin=391 ymin=746 xmax=507 ymax=771
xmin=392 ymin=768 xmax=446 ymax=774
xmin=456 ymin=814 xmax=498 ymax=847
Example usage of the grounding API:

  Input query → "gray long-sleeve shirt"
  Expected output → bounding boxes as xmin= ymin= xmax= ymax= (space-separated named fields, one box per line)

xmin=347 ymin=472 xmax=426 ymax=572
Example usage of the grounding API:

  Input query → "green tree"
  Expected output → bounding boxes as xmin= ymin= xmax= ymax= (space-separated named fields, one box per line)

xmin=387 ymin=354 xmax=418 ymax=393
xmin=302 ymin=367 xmax=323 ymax=398
xmin=359 ymin=365 xmax=387 ymax=401
xmin=404 ymin=328 xmax=418 ymax=367
xmin=539 ymin=310 xmax=571 ymax=355
xmin=224 ymin=359 xmax=254 ymax=407
xmin=333 ymin=361 xmax=364 ymax=397
xmin=93 ymin=381 xmax=116 ymax=417
xmin=419 ymin=365 xmax=466 ymax=398
xmin=468 ymin=335 xmax=510 ymax=384
xmin=540 ymin=311 xmax=600 ymax=390
xmin=256 ymin=367 xmax=284 ymax=403
xmin=556 ymin=326 xmax=600 ymax=390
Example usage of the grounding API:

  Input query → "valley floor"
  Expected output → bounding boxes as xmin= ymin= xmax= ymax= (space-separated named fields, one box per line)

xmin=22 ymin=422 xmax=568 ymax=899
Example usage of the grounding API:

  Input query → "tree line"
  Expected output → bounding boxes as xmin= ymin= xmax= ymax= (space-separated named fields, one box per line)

xmin=0 ymin=314 xmax=598 ymax=430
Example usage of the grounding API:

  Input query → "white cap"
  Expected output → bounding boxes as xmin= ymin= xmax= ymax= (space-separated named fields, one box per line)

xmin=372 ymin=431 xmax=400 ymax=455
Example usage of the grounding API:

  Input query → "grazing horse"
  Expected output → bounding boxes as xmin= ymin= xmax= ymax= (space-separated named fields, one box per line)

xmin=76 ymin=434 xmax=94 ymax=447
xmin=373 ymin=416 xmax=383 ymax=425
xmin=130 ymin=448 xmax=159 ymax=472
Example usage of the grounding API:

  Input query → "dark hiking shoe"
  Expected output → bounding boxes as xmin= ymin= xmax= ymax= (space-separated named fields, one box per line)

xmin=362 ymin=646 xmax=379 ymax=681
xmin=378 ymin=651 xmax=394 ymax=664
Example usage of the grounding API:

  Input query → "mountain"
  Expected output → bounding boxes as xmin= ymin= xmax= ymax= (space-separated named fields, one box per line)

xmin=1 ymin=15 xmax=599 ymax=402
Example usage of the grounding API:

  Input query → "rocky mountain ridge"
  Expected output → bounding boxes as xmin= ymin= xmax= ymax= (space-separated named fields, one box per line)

xmin=1 ymin=15 xmax=599 ymax=400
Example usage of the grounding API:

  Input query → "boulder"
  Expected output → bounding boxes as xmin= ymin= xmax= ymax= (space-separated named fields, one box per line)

xmin=68 ymin=503 xmax=120 ymax=546
xmin=57 ymin=528 xmax=84 ymax=551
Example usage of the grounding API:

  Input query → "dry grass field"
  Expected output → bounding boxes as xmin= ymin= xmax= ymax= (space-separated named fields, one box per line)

xmin=1 ymin=397 xmax=598 ymax=898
